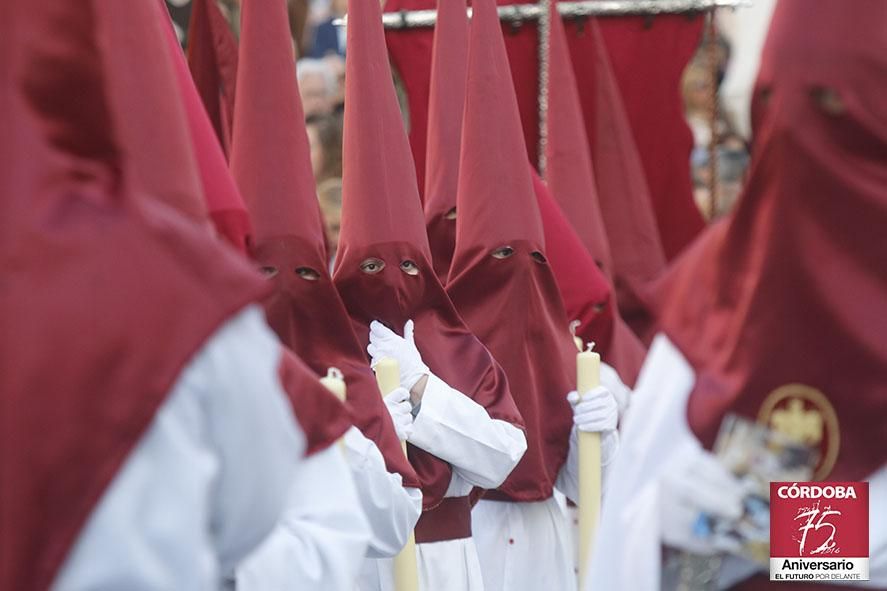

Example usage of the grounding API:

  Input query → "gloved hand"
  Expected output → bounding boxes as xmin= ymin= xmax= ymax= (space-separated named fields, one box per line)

xmin=367 ymin=320 xmax=430 ymax=390
xmin=566 ymin=386 xmax=619 ymax=433
xmin=660 ymin=448 xmax=744 ymax=555
xmin=384 ymin=387 xmax=414 ymax=441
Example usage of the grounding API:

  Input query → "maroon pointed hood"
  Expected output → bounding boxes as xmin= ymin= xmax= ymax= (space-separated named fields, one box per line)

xmin=543 ymin=0 xmax=611 ymax=275
xmin=423 ymin=0 xmax=469 ymax=281
xmin=446 ymin=0 xmax=575 ymax=502
xmin=231 ymin=0 xmax=417 ymax=485
xmin=160 ymin=15 xmax=255 ymax=255
xmin=333 ymin=0 xmax=522 ymax=510
xmin=187 ymin=0 xmax=239 ymax=155
xmin=103 ymin=0 xmax=207 ymax=223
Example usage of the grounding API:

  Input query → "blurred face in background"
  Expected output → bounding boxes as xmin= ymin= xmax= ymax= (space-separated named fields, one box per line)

xmin=317 ymin=178 xmax=343 ymax=264
xmin=299 ymin=71 xmax=332 ymax=118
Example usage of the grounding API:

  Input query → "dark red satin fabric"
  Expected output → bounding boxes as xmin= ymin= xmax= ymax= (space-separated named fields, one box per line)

xmin=162 ymin=16 xmax=255 ymax=255
xmin=384 ymin=0 xmax=703 ymax=258
xmin=231 ymin=0 xmax=416 ymax=484
xmin=334 ymin=0 xmax=522 ymax=510
xmin=446 ymin=0 xmax=574 ymax=502
xmin=104 ymin=0 xmax=207 ymax=224
xmin=542 ymin=0 xmax=610 ymax=275
xmin=653 ymin=0 xmax=887 ymax=485
xmin=385 ymin=1 xmax=674 ymax=342
xmin=532 ymin=172 xmax=646 ymax=386
xmin=187 ymin=0 xmax=239 ymax=156
xmin=0 ymin=1 xmax=268 ymax=588
xmin=422 ymin=0 xmax=469 ymax=281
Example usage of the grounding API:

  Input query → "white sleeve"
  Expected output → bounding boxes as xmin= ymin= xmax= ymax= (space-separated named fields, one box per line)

xmin=586 ymin=334 xmax=697 ymax=591
xmin=555 ymin=427 xmax=620 ymax=505
xmin=407 ymin=374 xmax=527 ymax=490
xmin=235 ymin=445 xmax=371 ymax=591
xmin=53 ymin=305 xmax=305 ymax=591
xmin=342 ymin=426 xmax=423 ymax=558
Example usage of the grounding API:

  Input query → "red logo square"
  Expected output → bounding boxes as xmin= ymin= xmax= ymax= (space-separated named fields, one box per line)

xmin=770 ymin=482 xmax=868 ymax=559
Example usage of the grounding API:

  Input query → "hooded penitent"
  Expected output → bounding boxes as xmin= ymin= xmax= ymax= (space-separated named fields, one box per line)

xmin=445 ymin=0 xmax=576 ymax=502
xmin=541 ymin=1 xmax=646 ymax=385
xmin=654 ymin=0 xmax=887 ymax=500
xmin=230 ymin=0 xmax=417 ymax=482
xmin=160 ymin=16 xmax=254 ymax=255
xmin=0 ymin=0 xmax=269 ymax=588
xmin=333 ymin=0 xmax=522 ymax=511
xmin=422 ymin=0 xmax=469 ymax=282
xmin=187 ymin=0 xmax=239 ymax=155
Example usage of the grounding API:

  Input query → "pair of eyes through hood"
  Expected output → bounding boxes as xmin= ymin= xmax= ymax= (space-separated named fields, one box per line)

xmin=359 ymin=258 xmax=420 ymax=276
xmin=491 ymin=246 xmax=548 ymax=264
xmin=259 ymin=265 xmax=321 ymax=281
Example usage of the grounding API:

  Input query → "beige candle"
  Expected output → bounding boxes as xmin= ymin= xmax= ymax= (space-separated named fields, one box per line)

xmin=374 ymin=358 xmax=419 ymax=591
xmin=577 ymin=343 xmax=602 ymax=588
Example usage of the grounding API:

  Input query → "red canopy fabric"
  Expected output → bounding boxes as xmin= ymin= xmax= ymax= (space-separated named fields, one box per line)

xmin=446 ymin=0 xmax=575 ymax=503
xmin=231 ymin=0 xmax=416 ymax=484
xmin=186 ymin=0 xmax=239 ymax=156
xmin=333 ymin=0 xmax=522 ymax=510
xmin=0 ymin=1 xmax=268 ymax=588
xmin=654 ymin=0 xmax=887 ymax=490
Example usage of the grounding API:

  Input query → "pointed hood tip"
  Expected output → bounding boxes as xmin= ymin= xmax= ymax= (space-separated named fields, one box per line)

xmin=231 ymin=0 xmax=324 ymax=249
xmin=337 ymin=0 xmax=430 ymax=265
xmin=453 ymin=0 xmax=544 ymax=262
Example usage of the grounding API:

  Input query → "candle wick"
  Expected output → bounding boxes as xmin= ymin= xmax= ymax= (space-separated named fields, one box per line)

xmin=586 ymin=342 xmax=596 ymax=353
xmin=326 ymin=367 xmax=345 ymax=380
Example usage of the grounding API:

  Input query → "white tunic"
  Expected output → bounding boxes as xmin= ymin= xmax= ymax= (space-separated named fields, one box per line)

xmin=52 ymin=306 xmax=306 ymax=591
xmin=234 ymin=443 xmax=372 ymax=591
xmin=471 ymin=363 xmax=626 ymax=591
xmin=586 ymin=334 xmax=887 ymax=590
xmin=358 ymin=374 xmax=528 ymax=591
xmin=342 ymin=427 xmax=423 ymax=559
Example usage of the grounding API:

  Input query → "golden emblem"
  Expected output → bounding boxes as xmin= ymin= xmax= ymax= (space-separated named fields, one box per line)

xmin=758 ymin=384 xmax=839 ymax=480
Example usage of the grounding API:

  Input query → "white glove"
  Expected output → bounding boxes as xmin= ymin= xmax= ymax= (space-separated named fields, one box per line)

xmin=383 ymin=387 xmax=414 ymax=441
xmin=660 ymin=448 xmax=744 ymax=555
xmin=367 ymin=320 xmax=430 ymax=390
xmin=567 ymin=386 xmax=618 ymax=433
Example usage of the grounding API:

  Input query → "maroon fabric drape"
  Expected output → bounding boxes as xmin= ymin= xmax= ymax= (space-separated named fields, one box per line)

xmin=384 ymin=0 xmax=704 ymax=259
